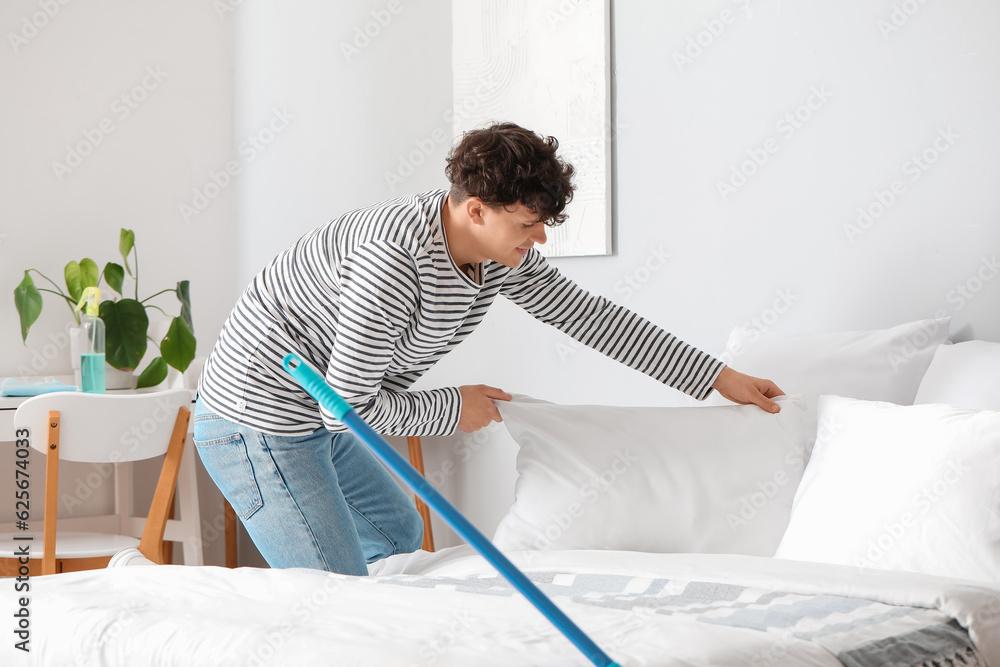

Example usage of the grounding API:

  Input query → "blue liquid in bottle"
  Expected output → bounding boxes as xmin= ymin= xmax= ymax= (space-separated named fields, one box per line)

xmin=81 ymin=353 xmax=106 ymax=394
xmin=76 ymin=286 xmax=106 ymax=394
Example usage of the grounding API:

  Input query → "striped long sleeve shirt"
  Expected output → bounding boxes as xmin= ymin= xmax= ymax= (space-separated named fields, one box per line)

xmin=197 ymin=189 xmax=725 ymax=437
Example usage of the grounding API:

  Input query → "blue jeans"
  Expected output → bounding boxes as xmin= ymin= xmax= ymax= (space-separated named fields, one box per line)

xmin=192 ymin=397 xmax=423 ymax=575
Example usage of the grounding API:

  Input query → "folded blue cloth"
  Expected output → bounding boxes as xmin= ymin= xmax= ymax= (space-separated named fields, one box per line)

xmin=1 ymin=378 xmax=78 ymax=397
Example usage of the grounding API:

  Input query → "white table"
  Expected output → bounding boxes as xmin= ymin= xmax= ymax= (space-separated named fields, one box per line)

xmin=0 ymin=377 xmax=204 ymax=565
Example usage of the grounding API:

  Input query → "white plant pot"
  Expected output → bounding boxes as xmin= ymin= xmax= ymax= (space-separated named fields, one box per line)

xmin=105 ymin=364 xmax=136 ymax=390
xmin=69 ymin=326 xmax=84 ymax=389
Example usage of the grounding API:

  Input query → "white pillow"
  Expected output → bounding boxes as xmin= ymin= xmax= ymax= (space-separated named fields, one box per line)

xmin=493 ymin=394 xmax=810 ymax=557
xmin=913 ymin=340 xmax=1000 ymax=411
xmin=774 ymin=395 xmax=1000 ymax=583
xmin=707 ymin=318 xmax=950 ymax=406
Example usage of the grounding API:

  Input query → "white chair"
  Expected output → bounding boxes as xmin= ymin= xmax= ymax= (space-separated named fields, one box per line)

xmin=0 ymin=390 xmax=191 ymax=575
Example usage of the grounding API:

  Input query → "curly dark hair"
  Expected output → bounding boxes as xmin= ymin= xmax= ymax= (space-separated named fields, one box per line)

xmin=444 ymin=122 xmax=575 ymax=226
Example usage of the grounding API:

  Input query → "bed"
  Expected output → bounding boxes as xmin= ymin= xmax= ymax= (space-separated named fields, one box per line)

xmin=9 ymin=546 xmax=999 ymax=666
xmin=4 ymin=318 xmax=1000 ymax=666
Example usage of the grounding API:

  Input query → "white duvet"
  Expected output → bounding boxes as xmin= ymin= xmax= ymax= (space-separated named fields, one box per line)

xmin=3 ymin=547 xmax=999 ymax=666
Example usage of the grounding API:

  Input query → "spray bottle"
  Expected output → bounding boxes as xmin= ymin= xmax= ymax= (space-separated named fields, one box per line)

xmin=74 ymin=286 xmax=106 ymax=394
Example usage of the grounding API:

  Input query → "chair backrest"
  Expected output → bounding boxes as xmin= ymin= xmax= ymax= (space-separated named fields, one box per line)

xmin=13 ymin=390 xmax=193 ymax=463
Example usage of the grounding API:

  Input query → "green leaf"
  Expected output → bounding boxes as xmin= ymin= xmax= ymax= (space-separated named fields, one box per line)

xmin=159 ymin=316 xmax=196 ymax=373
xmin=100 ymin=298 xmax=148 ymax=370
xmin=119 ymin=228 xmax=135 ymax=276
xmin=136 ymin=357 xmax=168 ymax=389
xmin=14 ymin=271 xmax=42 ymax=342
xmin=64 ymin=261 xmax=83 ymax=304
xmin=104 ymin=262 xmax=125 ymax=296
xmin=176 ymin=280 xmax=194 ymax=334
xmin=65 ymin=259 xmax=100 ymax=305
xmin=79 ymin=258 xmax=99 ymax=289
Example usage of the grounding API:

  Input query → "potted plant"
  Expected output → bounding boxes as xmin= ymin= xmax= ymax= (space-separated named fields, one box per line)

xmin=13 ymin=228 xmax=196 ymax=389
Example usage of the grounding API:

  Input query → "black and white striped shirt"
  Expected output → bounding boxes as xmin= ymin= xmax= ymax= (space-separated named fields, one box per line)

xmin=198 ymin=189 xmax=724 ymax=436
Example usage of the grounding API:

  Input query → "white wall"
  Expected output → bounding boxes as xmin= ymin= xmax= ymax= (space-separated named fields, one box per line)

xmin=419 ymin=0 xmax=1000 ymax=407
xmin=232 ymin=0 xmax=454 ymax=290
xmin=231 ymin=0 xmax=454 ymax=564
xmin=232 ymin=1 xmax=1000 ymax=554
xmin=1 ymin=0 xmax=236 ymax=379
xmin=408 ymin=0 xmax=1000 ymax=548
xmin=0 ymin=0 xmax=235 ymax=565
xmin=13 ymin=1 xmax=992 ymax=564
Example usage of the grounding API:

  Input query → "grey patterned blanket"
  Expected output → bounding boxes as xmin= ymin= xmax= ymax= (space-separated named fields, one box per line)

xmin=376 ymin=571 xmax=987 ymax=666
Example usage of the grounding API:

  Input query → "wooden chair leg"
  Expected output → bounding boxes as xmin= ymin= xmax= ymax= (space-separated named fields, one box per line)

xmin=162 ymin=491 xmax=176 ymax=565
xmin=407 ymin=436 xmax=435 ymax=552
xmin=138 ymin=407 xmax=188 ymax=564
xmin=224 ymin=500 xmax=238 ymax=568
xmin=42 ymin=412 xmax=60 ymax=576
xmin=58 ymin=556 xmax=112 ymax=573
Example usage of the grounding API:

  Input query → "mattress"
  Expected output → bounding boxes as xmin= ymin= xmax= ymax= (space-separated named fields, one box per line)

xmin=4 ymin=546 xmax=999 ymax=666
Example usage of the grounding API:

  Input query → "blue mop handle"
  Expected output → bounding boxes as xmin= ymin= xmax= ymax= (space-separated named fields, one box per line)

xmin=282 ymin=354 xmax=620 ymax=667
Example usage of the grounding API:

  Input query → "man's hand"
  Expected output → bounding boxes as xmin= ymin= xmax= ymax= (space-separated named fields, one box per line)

xmin=457 ymin=384 xmax=513 ymax=432
xmin=711 ymin=366 xmax=785 ymax=413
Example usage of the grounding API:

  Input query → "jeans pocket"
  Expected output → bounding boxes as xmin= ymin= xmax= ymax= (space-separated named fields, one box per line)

xmin=194 ymin=433 xmax=264 ymax=521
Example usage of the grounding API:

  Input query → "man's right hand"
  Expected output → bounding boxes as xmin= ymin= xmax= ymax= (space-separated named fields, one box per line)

xmin=456 ymin=384 xmax=513 ymax=432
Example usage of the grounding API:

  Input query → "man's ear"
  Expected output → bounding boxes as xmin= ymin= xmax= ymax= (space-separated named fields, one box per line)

xmin=465 ymin=197 xmax=487 ymax=226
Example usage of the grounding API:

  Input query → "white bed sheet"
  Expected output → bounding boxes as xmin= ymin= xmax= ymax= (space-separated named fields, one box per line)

xmin=3 ymin=546 xmax=998 ymax=666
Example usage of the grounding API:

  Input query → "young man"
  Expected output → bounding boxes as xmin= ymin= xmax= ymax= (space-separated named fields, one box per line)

xmin=194 ymin=122 xmax=784 ymax=575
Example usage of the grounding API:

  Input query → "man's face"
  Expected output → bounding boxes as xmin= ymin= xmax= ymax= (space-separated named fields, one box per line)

xmin=477 ymin=201 xmax=548 ymax=268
